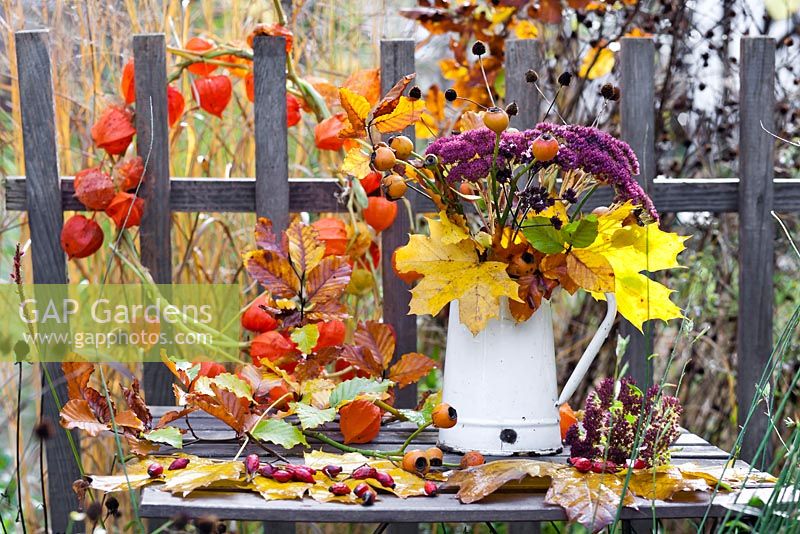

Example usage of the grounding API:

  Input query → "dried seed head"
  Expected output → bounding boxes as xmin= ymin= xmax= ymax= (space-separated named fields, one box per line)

xmin=105 ymin=496 xmax=120 ymax=517
xmin=172 ymin=512 xmax=189 ymax=530
xmin=600 ymin=83 xmax=615 ymax=100
xmin=86 ymin=501 xmax=103 ymax=522
xmin=194 ymin=515 xmax=219 ymax=534
xmin=525 ymin=69 xmax=539 ymax=83
xmin=444 ymin=88 xmax=458 ymax=102
xmin=557 ymin=71 xmax=573 ymax=87
xmin=471 ymin=41 xmax=487 ymax=56
xmin=409 ymin=85 xmax=422 ymax=100
xmin=550 ymin=216 xmax=563 ymax=230
xmin=505 ymin=102 xmax=519 ymax=117
xmin=34 ymin=418 xmax=55 ymax=441
xmin=611 ymin=86 xmax=621 ymax=101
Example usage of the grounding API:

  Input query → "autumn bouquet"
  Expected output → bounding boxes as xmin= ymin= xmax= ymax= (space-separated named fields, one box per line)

xmin=387 ymin=48 xmax=686 ymax=335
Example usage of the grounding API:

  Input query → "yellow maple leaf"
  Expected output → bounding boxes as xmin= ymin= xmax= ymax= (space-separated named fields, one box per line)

xmin=578 ymin=46 xmax=615 ymax=80
xmin=429 ymin=210 xmax=470 ymax=244
xmin=341 ymin=147 xmax=371 ymax=179
xmin=371 ymin=96 xmax=424 ymax=134
xmin=395 ymin=217 xmax=521 ymax=335
xmin=513 ymin=19 xmax=539 ymax=39
xmin=587 ymin=203 xmax=689 ymax=331
xmin=338 ymin=87 xmax=371 ymax=137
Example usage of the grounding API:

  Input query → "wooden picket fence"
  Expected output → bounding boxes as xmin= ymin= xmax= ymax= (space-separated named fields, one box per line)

xmin=7 ymin=28 xmax=797 ymax=531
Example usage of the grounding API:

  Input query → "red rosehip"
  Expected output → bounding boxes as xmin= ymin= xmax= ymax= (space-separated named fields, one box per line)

xmin=168 ymin=458 xmax=190 ymax=471
xmin=291 ymin=466 xmax=316 ymax=484
xmin=322 ymin=465 xmax=343 ymax=478
xmin=353 ymin=482 xmax=371 ymax=498
xmin=258 ymin=464 xmax=276 ymax=478
xmin=147 ymin=463 xmax=164 ymax=478
xmin=272 ymin=469 xmax=293 ymax=483
xmin=570 ymin=457 xmax=592 ymax=473
xmin=328 ymin=482 xmax=351 ymax=496
xmin=352 ymin=465 xmax=378 ymax=480
xmin=374 ymin=471 xmax=396 ymax=489
xmin=424 ymin=481 xmax=438 ymax=497
xmin=632 ymin=458 xmax=647 ymax=470
xmin=590 ymin=460 xmax=618 ymax=473
xmin=245 ymin=454 xmax=260 ymax=475
xmin=354 ymin=483 xmax=376 ymax=506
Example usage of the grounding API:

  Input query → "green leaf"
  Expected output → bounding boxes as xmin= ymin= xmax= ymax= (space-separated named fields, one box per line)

xmin=562 ymin=215 xmax=598 ymax=249
xmin=419 ymin=391 xmax=442 ymax=423
xmin=290 ymin=402 xmax=335 ymax=430
xmin=398 ymin=409 xmax=429 ymax=427
xmin=251 ymin=419 xmax=308 ymax=449
xmin=328 ymin=377 xmax=392 ymax=408
xmin=143 ymin=427 xmax=183 ymax=449
xmin=211 ymin=373 xmax=254 ymax=402
xmin=174 ymin=360 xmax=200 ymax=382
xmin=290 ymin=324 xmax=320 ymax=355
xmin=521 ymin=217 xmax=564 ymax=254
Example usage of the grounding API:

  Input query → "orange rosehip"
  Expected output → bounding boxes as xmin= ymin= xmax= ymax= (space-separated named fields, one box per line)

xmin=482 ymin=107 xmax=509 ymax=133
xmin=389 ymin=135 xmax=414 ymax=160
xmin=431 ymin=403 xmax=458 ymax=429
xmin=424 ymin=447 xmax=444 ymax=467
xmin=401 ymin=450 xmax=430 ymax=475
xmin=381 ymin=174 xmax=407 ymax=201
xmin=372 ymin=146 xmax=396 ymax=171
xmin=532 ymin=133 xmax=559 ymax=162
xmin=460 ymin=451 xmax=485 ymax=468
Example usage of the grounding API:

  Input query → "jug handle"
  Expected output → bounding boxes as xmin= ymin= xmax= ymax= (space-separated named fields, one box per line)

xmin=556 ymin=293 xmax=617 ymax=407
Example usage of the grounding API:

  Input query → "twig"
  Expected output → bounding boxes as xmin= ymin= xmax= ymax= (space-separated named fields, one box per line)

xmin=245 ymin=433 xmax=292 ymax=463
xmin=373 ymin=523 xmax=390 ymax=534
xmin=15 ymin=362 xmax=26 ymax=534
xmin=761 ymin=120 xmax=800 ymax=147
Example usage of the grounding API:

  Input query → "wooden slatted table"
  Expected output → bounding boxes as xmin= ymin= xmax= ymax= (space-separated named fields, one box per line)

xmin=139 ymin=408 xmax=773 ymax=524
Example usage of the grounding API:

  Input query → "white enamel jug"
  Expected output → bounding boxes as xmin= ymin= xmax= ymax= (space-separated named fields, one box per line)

xmin=438 ymin=294 xmax=617 ymax=456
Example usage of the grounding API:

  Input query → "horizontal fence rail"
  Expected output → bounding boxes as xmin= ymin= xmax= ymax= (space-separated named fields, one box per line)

xmin=5 ymin=176 xmax=800 ymax=213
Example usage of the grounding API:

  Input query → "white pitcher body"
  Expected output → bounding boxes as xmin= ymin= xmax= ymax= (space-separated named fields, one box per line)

xmin=438 ymin=299 xmax=561 ymax=455
xmin=438 ymin=294 xmax=617 ymax=456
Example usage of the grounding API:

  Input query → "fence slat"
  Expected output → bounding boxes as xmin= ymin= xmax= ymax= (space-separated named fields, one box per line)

xmin=15 ymin=28 xmax=76 ymax=534
xmin=505 ymin=39 xmax=543 ymax=128
xmin=134 ymin=34 xmax=174 ymax=403
xmin=620 ymin=37 xmax=656 ymax=390
xmin=738 ymin=37 xmax=775 ymax=466
xmin=254 ymin=36 xmax=289 ymax=231
xmin=381 ymin=39 xmax=418 ymax=411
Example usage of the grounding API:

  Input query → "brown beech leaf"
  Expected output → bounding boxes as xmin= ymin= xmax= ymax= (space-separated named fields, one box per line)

xmin=62 ymin=362 xmax=94 ymax=400
xmin=60 ymin=399 xmax=108 ymax=437
xmin=354 ymin=321 xmax=396 ymax=370
xmin=339 ymin=399 xmax=381 ymax=444
xmin=373 ymin=73 xmax=415 ymax=118
xmin=304 ymin=256 xmax=352 ymax=308
xmin=371 ymin=96 xmax=424 ymax=134
xmin=254 ymin=217 xmax=287 ymax=256
xmin=443 ymin=460 xmax=560 ymax=504
xmin=338 ymin=88 xmax=371 ymax=138
xmin=339 ymin=344 xmax=384 ymax=377
xmin=83 ymin=387 xmax=112 ymax=424
xmin=244 ymin=249 xmax=300 ymax=299
xmin=388 ymin=352 xmax=436 ymax=388
xmin=545 ymin=470 xmax=635 ymax=533
xmin=286 ymin=221 xmax=326 ymax=274
xmin=125 ymin=435 xmax=162 ymax=456
xmin=123 ymin=379 xmax=152 ymax=428
xmin=155 ymin=407 xmax=196 ymax=429
xmin=188 ymin=385 xmax=250 ymax=434
xmin=114 ymin=409 xmax=145 ymax=432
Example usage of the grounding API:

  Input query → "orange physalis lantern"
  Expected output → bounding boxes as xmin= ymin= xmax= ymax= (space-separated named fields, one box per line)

xmin=247 ymin=24 xmax=293 ymax=53
xmin=363 ymin=196 xmax=397 ymax=233
xmin=91 ymin=105 xmax=136 ymax=156
xmin=314 ymin=113 xmax=347 ymax=151
xmin=74 ymin=167 xmax=115 ymax=210
xmin=312 ymin=217 xmax=348 ymax=256
xmin=105 ymin=192 xmax=145 ymax=229
xmin=121 ymin=59 xmax=135 ymax=104
xmin=192 ymin=75 xmax=232 ymax=117
xmin=61 ymin=214 xmax=104 ymax=259
xmin=167 ymin=85 xmax=185 ymax=127
xmin=117 ymin=156 xmax=145 ymax=192
xmin=185 ymin=37 xmax=217 ymax=76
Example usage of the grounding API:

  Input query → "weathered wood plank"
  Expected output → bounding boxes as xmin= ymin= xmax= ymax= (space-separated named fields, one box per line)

xmin=139 ymin=485 xmax=758 ymax=522
xmin=737 ymin=37 xmax=775 ymax=467
xmin=505 ymin=39 xmax=543 ymax=129
xmin=253 ymin=35 xmax=290 ymax=231
xmin=134 ymin=34 xmax=174 ymax=404
xmin=6 ymin=177 xmax=800 ymax=214
xmin=380 ymin=39 xmax=418 ymax=411
xmin=15 ymin=29 xmax=77 ymax=534
xmin=620 ymin=37 xmax=657 ymax=391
